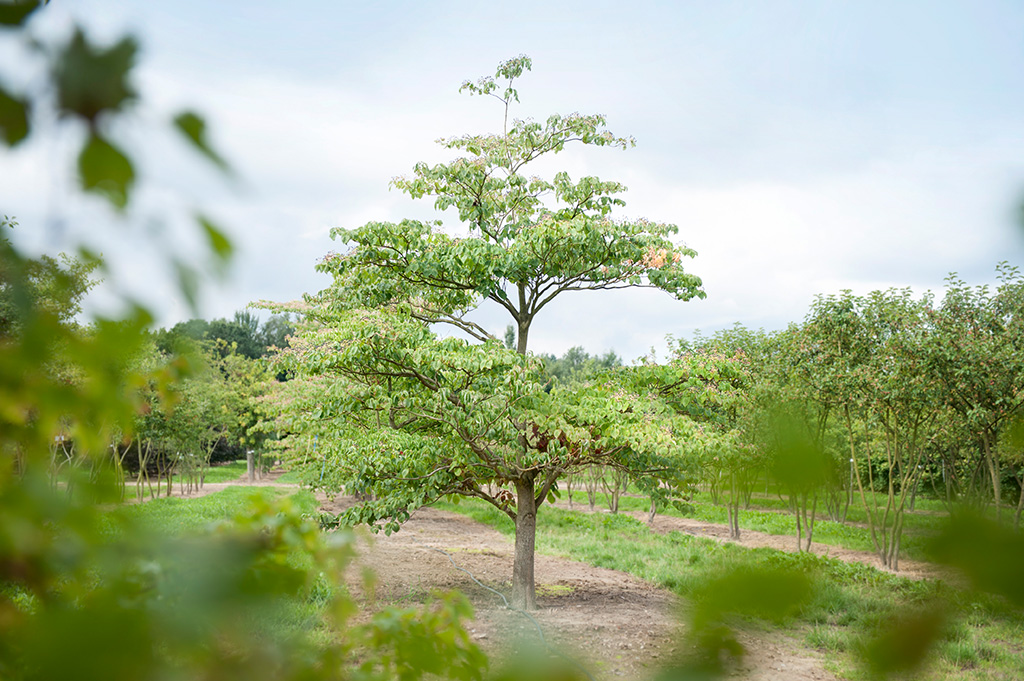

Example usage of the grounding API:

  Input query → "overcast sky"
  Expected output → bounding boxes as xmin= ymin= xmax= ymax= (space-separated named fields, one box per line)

xmin=4 ymin=1 xmax=1024 ymax=360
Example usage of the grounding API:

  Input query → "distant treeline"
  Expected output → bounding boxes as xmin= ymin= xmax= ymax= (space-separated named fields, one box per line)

xmin=153 ymin=310 xmax=294 ymax=360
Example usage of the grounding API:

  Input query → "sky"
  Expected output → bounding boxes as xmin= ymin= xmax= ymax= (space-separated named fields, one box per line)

xmin=3 ymin=1 xmax=1024 ymax=361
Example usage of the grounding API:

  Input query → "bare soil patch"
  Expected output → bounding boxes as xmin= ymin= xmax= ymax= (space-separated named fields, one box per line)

xmin=321 ymin=496 xmax=838 ymax=681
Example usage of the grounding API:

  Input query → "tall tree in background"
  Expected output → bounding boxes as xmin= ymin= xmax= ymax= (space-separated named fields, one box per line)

xmin=271 ymin=56 xmax=703 ymax=609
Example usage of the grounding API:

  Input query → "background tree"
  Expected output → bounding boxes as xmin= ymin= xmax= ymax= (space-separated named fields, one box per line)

xmin=154 ymin=311 xmax=294 ymax=360
xmin=270 ymin=56 xmax=703 ymax=609
xmin=924 ymin=265 xmax=1024 ymax=522
xmin=0 ymin=217 xmax=99 ymax=338
xmin=629 ymin=331 xmax=756 ymax=532
xmin=540 ymin=345 xmax=622 ymax=387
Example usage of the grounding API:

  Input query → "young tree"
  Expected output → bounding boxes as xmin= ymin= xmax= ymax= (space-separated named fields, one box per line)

xmin=924 ymin=265 xmax=1024 ymax=522
xmin=630 ymin=334 xmax=756 ymax=533
xmin=271 ymin=56 xmax=703 ymax=609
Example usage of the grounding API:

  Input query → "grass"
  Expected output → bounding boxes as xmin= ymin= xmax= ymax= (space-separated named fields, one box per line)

xmin=563 ymin=488 xmax=943 ymax=562
xmin=274 ymin=468 xmax=304 ymax=484
xmin=197 ymin=460 xmax=250 ymax=483
xmin=107 ymin=486 xmax=333 ymax=647
xmin=114 ymin=485 xmax=319 ymax=533
xmin=436 ymin=496 xmax=1024 ymax=680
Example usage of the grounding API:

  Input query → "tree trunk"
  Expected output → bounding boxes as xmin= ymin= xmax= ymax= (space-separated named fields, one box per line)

xmin=516 ymin=313 xmax=531 ymax=356
xmin=982 ymin=432 xmax=1001 ymax=523
xmin=1014 ymin=468 xmax=1023 ymax=532
xmin=804 ymin=494 xmax=817 ymax=552
xmin=512 ymin=475 xmax=538 ymax=611
xmin=727 ymin=471 xmax=741 ymax=540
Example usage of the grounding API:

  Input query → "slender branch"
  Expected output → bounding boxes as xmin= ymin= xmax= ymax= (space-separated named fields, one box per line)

xmin=410 ymin=307 xmax=497 ymax=343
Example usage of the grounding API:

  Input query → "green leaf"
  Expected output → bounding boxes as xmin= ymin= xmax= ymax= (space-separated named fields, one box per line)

xmin=78 ymin=132 xmax=135 ymax=209
xmin=173 ymin=259 xmax=200 ymax=313
xmin=173 ymin=110 xmax=229 ymax=171
xmin=0 ymin=0 xmax=42 ymax=26
xmin=0 ymin=84 xmax=29 ymax=146
xmin=54 ymin=28 xmax=138 ymax=123
xmin=197 ymin=214 xmax=233 ymax=264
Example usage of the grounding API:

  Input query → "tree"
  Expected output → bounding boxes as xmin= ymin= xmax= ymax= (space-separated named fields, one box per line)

xmin=271 ymin=56 xmax=703 ymax=609
xmin=324 ymin=55 xmax=703 ymax=354
xmin=260 ymin=312 xmax=294 ymax=353
xmin=924 ymin=265 xmax=1024 ymax=522
xmin=630 ymin=332 xmax=756 ymax=533
xmin=207 ymin=312 xmax=263 ymax=359
xmin=540 ymin=345 xmax=622 ymax=387
xmin=155 ymin=311 xmax=294 ymax=359
xmin=0 ymin=217 xmax=99 ymax=338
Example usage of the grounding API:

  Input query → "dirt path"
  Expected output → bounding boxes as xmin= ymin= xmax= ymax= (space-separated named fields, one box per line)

xmin=321 ymin=496 xmax=838 ymax=681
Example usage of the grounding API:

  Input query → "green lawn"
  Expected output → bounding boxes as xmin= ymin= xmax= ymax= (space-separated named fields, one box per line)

xmin=562 ymin=488 xmax=946 ymax=563
xmin=114 ymin=485 xmax=318 ymax=533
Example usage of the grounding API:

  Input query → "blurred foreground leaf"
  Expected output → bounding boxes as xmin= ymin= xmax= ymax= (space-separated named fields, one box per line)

xmin=78 ymin=132 xmax=135 ymax=208
xmin=659 ymin=565 xmax=815 ymax=679
xmin=0 ymin=0 xmax=42 ymax=27
xmin=174 ymin=110 xmax=229 ymax=171
xmin=0 ymin=85 xmax=29 ymax=146
xmin=198 ymin=213 xmax=233 ymax=266
xmin=928 ymin=513 xmax=1024 ymax=606
xmin=54 ymin=28 xmax=137 ymax=123
xmin=859 ymin=604 xmax=948 ymax=679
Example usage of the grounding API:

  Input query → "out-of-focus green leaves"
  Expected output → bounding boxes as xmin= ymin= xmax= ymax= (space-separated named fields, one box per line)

xmin=691 ymin=566 xmax=814 ymax=629
xmin=198 ymin=213 xmax=234 ymax=266
xmin=0 ymin=0 xmax=43 ymax=27
xmin=173 ymin=258 xmax=200 ymax=312
xmin=1004 ymin=412 xmax=1024 ymax=451
xmin=359 ymin=591 xmax=489 ymax=681
xmin=174 ymin=110 xmax=230 ymax=171
xmin=764 ymin=408 xmax=830 ymax=492
xmin=928 ymin=513 xmax=1024 ymax=606
xmin=859 ymin=605 xmax=948 ymax=679
xmin=0 ymin=85 xmax=29 ymax=146
xmin=78 ymin=132 xmax=135 ymax=208
xmin=53 ymin=28 xmax=137 ymax=123
xmin=660 ymin=565 xmax=814 ymax=679
xmin=488 ymin=644 xmax=585 ymax=681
